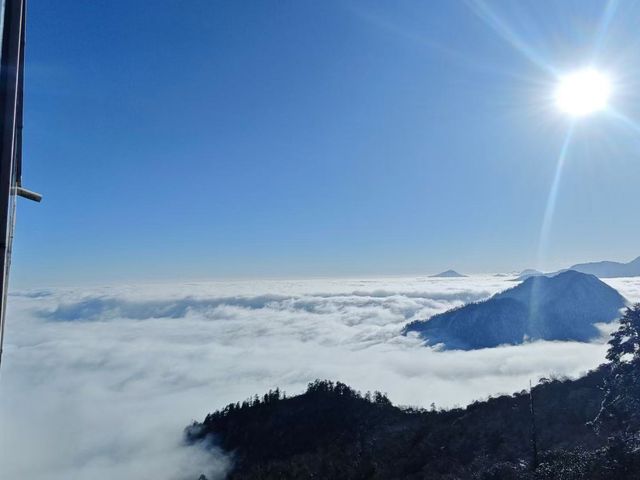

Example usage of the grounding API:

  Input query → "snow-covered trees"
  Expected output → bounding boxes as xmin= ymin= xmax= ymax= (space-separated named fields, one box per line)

xmin=594 ymin=304 xmax=640 ymax=432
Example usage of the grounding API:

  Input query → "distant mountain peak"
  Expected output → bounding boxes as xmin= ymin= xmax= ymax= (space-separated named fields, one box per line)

xmin=405 ymin=270 xmax=626 ymax=350
xmin=430 ymin=270 xmax=467 ymax=278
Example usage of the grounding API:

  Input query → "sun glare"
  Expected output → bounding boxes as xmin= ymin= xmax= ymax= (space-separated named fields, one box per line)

xmin=554 ymin=68 xmax=611 ymax=117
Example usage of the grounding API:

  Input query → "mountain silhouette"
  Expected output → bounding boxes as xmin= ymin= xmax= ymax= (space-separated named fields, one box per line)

xmin=404 ymin=270 xmax=626 ymax=350
xmin=430 ymin=269 xmax=467 ymax=278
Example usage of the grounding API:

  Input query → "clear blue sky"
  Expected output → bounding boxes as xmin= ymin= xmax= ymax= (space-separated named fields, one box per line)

xmin=13 ymin=0 xmax=640 ymax=286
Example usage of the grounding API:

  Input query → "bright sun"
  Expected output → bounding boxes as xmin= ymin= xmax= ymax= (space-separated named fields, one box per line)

xmin=554 ymin=68 xmax=611 ymax=117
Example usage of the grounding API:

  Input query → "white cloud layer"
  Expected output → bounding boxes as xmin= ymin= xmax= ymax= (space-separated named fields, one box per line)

xmin=1 ymin=275 xmax=639 ymax=479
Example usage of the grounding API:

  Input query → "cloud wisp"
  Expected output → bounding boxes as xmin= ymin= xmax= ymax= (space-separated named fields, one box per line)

xmin=2 ymin=275 xmax=638 ymax=479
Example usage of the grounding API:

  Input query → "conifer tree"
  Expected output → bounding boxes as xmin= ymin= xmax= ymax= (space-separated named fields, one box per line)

xmin=593 ymin=304 xmax=640 ymax=431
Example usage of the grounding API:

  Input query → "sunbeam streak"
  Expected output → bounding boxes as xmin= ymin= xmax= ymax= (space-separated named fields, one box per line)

xmin=592 ymin=0 xmax=620 ymax=61
xmin=537 ymin=125 xmax=575 ymax=269
xmin=467 ymin=0 xmax=557 ymax=75
xmin=606 ymin=107 xmax=640 ymax=135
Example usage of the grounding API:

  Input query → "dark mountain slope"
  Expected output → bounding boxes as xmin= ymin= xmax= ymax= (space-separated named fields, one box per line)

xmin=404 ymin=271 xmax=626 ymax=350
xmin=186 ymin=371 xmax=638 ymax=480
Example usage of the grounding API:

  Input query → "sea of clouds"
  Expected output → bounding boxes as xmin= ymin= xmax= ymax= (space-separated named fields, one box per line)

xmin=1 ymin=275 xmax=639 ymax=479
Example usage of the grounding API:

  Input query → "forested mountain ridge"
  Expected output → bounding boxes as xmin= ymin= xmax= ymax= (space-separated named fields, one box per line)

xmin=186 ymin=305 xmax=640 ymax=480
xmin=404 ymin=270 xmax=626 ymax=350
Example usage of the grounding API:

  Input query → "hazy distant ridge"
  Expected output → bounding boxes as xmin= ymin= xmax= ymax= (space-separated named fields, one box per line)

xmin=566 ymin=256 xmax=640 ymax=278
